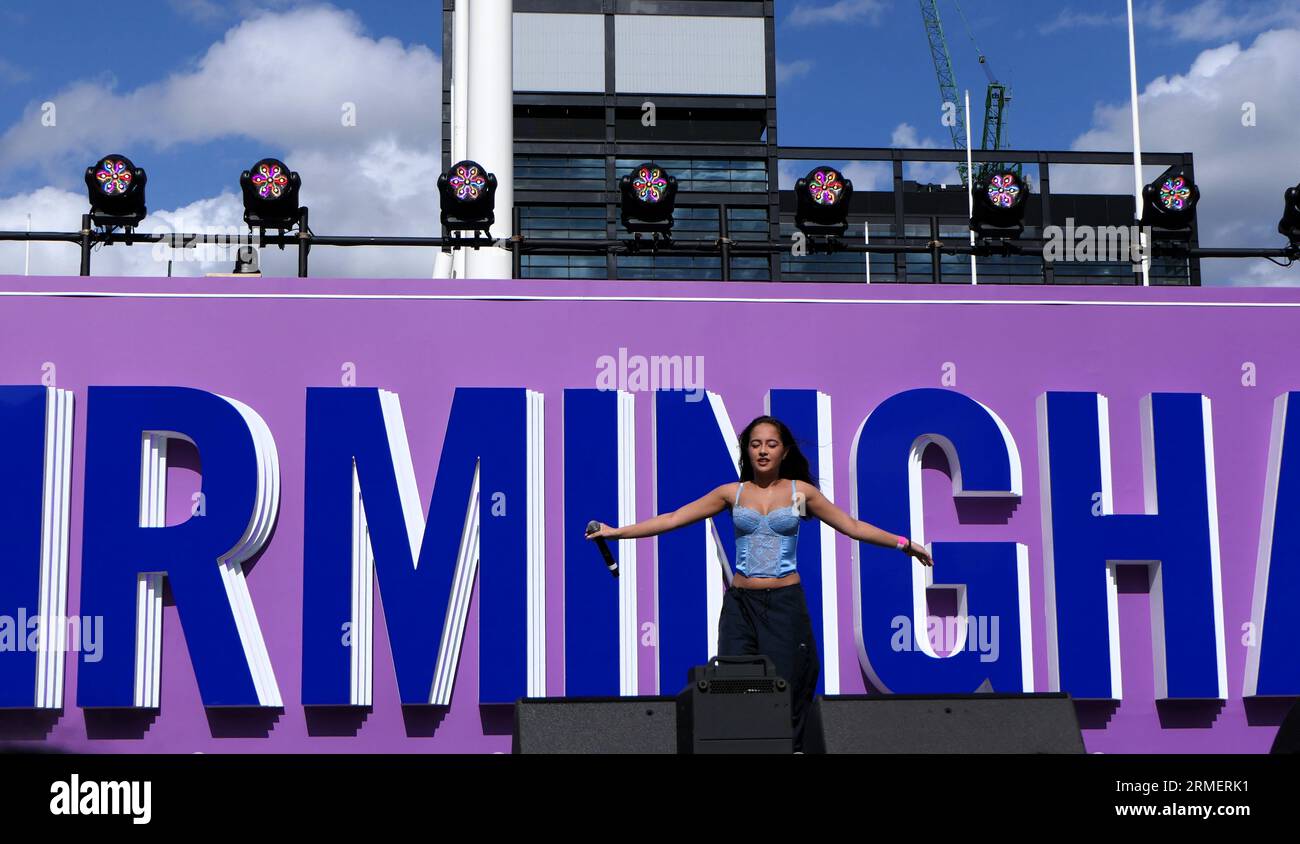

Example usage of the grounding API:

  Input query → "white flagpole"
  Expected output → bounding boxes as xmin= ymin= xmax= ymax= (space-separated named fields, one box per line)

xmin=450 ymin=0 xmax=469 ymax=280
xmin=864 ymin=219 xmax=871 ymax=284
xmin=965 ymin=89 xmax=977 ymax=284
xmin=1127 ymin=0 xmax=1150 ymax=285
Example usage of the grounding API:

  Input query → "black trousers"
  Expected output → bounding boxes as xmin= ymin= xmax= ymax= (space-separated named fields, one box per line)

xmin=717 ymin=582 xmax=821 ymax=753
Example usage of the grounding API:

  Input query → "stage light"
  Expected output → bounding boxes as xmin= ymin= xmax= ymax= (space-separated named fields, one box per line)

xmin=1141 ymin=168 xmax=1199 ymax=231
xmin=619 ymin=163 xmax=677 ymax=234
xmin=970 ymin=169 xmax=1028 ymax=238
xmin=794 ymin=166 xmax=853 ymax=236
xmin=1278 ymin=183 xmax=1300 ymax=245
xmin=240 ymin=158 xmax=303 ymax=231
xmin=438 ymin=160 xmax=498 ymax=233
xmin=84 ymin=154 xmax=147 ymax=228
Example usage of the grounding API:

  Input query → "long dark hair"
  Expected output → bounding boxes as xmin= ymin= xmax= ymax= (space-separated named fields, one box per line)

xmin=737 ymin=416 xmax=817 ymax=518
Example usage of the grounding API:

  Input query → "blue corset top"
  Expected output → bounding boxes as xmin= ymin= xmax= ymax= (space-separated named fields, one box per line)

xmin=733 ymin=479 xmax=800 ymax=578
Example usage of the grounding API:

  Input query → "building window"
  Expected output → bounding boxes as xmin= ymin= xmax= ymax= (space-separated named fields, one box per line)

xmin=515 ymin=156 xmax=606 ymax=191
xmin=730 ymin=257 xmax=770 ymax=281
xmin=778 ymin=220 xmax=896 ymax=282
xmin=726 ymin=207 xmax=768 ymax=240
xmin=614 ymin=107 xmax=767 ymax=143
xmin=615 ymin=158 xmax=767 ymax=193
xmin=518 ymin=205 xmax=607 ymax=279
xmin=520 ymin=254 xmax=607 ymax=279
xmin=617 ymin=207 xmax=720 ymax=279
xmin=519 ymin=205 xmax=607 ymax=239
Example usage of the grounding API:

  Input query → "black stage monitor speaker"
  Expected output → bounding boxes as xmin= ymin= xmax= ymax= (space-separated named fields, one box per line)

xmin=677 ymin=656 xmax=792 ymax=754
xmin=513 ymin=696 xmax=677 ymax=754
xmin=811 ymin=693 xmax=1086 ymax=754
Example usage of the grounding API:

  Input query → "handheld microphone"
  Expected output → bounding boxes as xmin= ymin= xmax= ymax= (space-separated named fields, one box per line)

xmin=586 ymin=520 xmax=620 ymax=578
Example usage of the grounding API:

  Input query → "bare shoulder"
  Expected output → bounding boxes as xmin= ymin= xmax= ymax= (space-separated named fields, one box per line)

xmin=792 ymin=479 xmax=821 ymax=498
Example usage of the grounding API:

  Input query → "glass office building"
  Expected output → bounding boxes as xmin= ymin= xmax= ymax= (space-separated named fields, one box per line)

xmin=441 ymin=1 xmax=1200 ymax=284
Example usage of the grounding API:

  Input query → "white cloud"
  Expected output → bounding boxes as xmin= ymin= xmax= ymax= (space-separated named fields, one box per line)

xmin=0 ymin=139 xmax=442 ymax=279
xmin=779 ymin=160 xmax=890 ymax=192
xmin=168 ymin=0 xmax=306 ymax=24
xmin=841 ymin=162 xmax=891 ymax=192
xmin=891 ymin=123 xmax=933 ymax=149
xmin=778 ymin=122 xmax=955 ymax=194
xmin=0 ymin=57 xmax=31 ymax=86
xmin=167 ymin=0 xmax=228 ymax=22
xmin=0 ymin=4 xmax=443 ymax=279
xmin=776 ymin=60 xmax=814 ymax=84
xmin=1 ymin=5 xmax=439 ymax=164
xmin=1061 ymin=28 xmax=1300 ymax=285
xmin=777 ymin=160 xmax=803 ymax=191
xmin=1039 ymin=8 xmax=1124 ymax=35
xmin=787 ymin=0 xmax=887 ymax=28
xmin=1040 ymin=2 xmax=1300 ymax=41
xmin=1146 ymin=0 xmax=1300 ymax=41
xmin=890 ymin=122 xmax=960 ymax=185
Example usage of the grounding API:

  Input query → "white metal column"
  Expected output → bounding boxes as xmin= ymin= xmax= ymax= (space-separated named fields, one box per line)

xmin=465 ymin=0 xmax=514 ymax=280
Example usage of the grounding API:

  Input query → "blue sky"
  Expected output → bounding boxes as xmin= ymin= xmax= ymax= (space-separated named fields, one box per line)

xmin=1 ymin=0 xmax=1298 ymax=282
xmin=778 ymin=1 xmax=1208 ymax=149
xmin=0 ymin=0 xmax=441 ymax=212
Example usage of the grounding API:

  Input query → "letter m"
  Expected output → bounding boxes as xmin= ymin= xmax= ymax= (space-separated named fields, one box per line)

xmin=302 ymin=387 xmax=545 ymax=706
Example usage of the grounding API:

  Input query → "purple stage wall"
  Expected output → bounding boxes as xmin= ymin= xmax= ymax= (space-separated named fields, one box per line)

xmin=1 ymin=274 xmax=1297 ymax=753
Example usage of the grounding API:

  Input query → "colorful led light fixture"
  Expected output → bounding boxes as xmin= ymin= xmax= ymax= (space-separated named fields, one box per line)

xmin=240 ymin=158 xmax=303 ymax=230
xmin=438 ymin=159 xmax=498 ymax=232
xmin=619 ymin=163 xmax=678 ymax=233
xmin=84 ymin=154 xmax=148 ymax=227
xmin=971 ymin=169 xmax=1029 ymax=238
xmin=795 ymin=165 xmax=853 ymax=235
xmin=1141 ymin=167 xmax=1200 ymax=231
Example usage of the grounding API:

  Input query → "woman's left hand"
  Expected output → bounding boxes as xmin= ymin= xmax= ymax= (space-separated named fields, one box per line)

xmin=904 ymin=540 xmax=934 ymax=567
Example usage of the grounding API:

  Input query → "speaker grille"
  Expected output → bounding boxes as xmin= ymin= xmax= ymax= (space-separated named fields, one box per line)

xmin=703 ymin=679 xmax=783 ymax=695
xmin=514 ymin=697 xmax=677 ymax=754
xmin=813 ymin=694 xmax=1085 ymax=754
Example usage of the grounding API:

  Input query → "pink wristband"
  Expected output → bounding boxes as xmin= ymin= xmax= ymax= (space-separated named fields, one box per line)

xmin=896 ymin=536 xmax=909 ymax=551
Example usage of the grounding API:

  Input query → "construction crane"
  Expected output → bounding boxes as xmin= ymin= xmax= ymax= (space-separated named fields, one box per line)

xmin=918 ymin=0 xmax=1018 ymax=186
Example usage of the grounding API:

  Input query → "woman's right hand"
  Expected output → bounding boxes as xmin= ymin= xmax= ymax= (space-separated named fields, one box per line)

xmin=904 ymin=540 xmax=934 ymax=567
xmin=585 ymin=522 xmax=619 ymax=541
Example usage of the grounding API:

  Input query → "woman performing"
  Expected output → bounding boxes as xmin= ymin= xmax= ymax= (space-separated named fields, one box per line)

xmin=586 ymin=415 xmax=934 ymax=753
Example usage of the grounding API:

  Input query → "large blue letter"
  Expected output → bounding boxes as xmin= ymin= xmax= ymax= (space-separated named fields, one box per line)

xmin=0 ymin=386 xmax=73 ymax=709
xmin=1038 ymin=391 xmax=1225 ymax=700
xmin=852 ymin=388 xmax=1030 ymax=694
xmin=302 ymin=387 xmax=545 ymax=706
xmin=563 ymin=388 xmax=638 ymax=696
xmin=653 ymin=388 xmax=841 ymax=694
xmin=78 ymin=387 xmax=281 ymax=708
xmin=654 ymin=390 xmax=739 ymax=693
xmin=1245 ymin=392 xmax=1300 ymax=696
xmin=769 ymin=388 xmax=841 ymax=696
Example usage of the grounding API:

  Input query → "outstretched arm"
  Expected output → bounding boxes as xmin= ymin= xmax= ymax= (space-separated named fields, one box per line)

xmin=799 ymin=481 xmax=934 ymax=567
xmin=585 ymin=483 xmax=734 ymax=541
